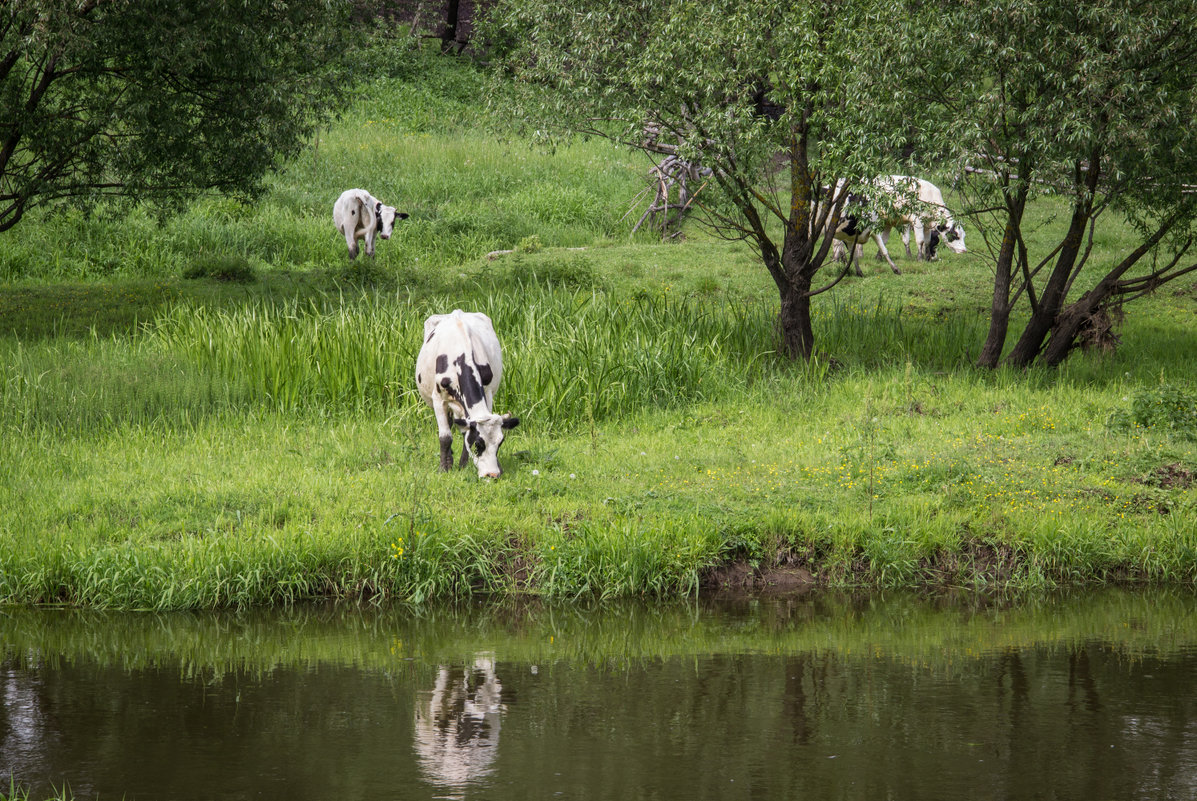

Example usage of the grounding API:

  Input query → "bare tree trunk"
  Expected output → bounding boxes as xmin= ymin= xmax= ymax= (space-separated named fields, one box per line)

xmin=440 ymin=0 xmax=460 ymax=53
xmin=1005 ymin=161 xmax=1099 ymax=368
xmin=976 ymin=210 xmax=1022 ymax=368
xmin=1040 ymin=296 xmax=1104 ymax=366
xmin=778 ymin=277 xmax=816 ymax=361
xmin=1004 ymin=208 xmax=1089 ymax=367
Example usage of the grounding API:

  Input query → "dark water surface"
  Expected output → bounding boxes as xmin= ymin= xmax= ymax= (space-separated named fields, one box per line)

xmin=3 ymin=590 xmax=1197 ymax=800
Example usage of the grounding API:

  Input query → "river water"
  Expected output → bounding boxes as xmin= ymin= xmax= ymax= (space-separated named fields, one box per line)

xmin=3 ymin=589 xmax=1196 ymax=800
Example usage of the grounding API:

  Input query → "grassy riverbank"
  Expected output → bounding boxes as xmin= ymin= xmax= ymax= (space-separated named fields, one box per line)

xmin=2 ymin=45 xmax=1196 ymax=608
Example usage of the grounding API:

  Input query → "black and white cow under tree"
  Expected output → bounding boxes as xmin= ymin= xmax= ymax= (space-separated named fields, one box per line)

xmin=830 ymin=176 xmax=968 ymax=271
xmin=415 ymin=310 xmax=520 ymax=478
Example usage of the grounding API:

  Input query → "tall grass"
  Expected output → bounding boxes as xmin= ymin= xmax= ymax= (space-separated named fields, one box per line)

xmin=145 ymin=284 xmax=782 ymax=429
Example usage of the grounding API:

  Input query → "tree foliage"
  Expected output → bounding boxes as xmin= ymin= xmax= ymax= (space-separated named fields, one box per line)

xmin=1 ymin=0 xmax=351 ymax=232
xmin=908 ymin=0 xmax=1197 ymax=367
xmin=480 ymin=0 xmax=913 ymax=360
xmin=483 ymin=0 xmax=1197 ymax=367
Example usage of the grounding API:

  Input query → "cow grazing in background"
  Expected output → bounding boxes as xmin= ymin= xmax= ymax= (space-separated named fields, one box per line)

xmin=818 ymin=181 xmax=901 ymax=276
xmin=831 ymin=176 xmax=967 ymax=269
xmin=333 ymin=188 xmax=409 ymax=259
xmin=416 ymin=310 xmax=520 ymax=478
xmin=875 ymin=176 xmax=967 ymax=262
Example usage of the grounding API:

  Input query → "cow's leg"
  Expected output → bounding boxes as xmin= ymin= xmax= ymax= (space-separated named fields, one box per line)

xmin=873 ymin=232 xmax=901 ymax=274
xmin=901 ymin=225 xmax=912 ymax=258
xmin=342 ymin=228 xmax=359 ymax=260
xmin=458 ymin=432 xmax=471 ymax=469
xmin=432 ymin=399 xmax=454 ymax=471
xmin=364 ymin=230 xmax=376 ymax=258
xmin=847 ymin=241 xmax=865 ymax=277
xmin=912 ymin=220 xmax=928 ymax=261
xmin=874 ymin=228 xmax=891 ymax=261
xmin=832 ymin=239 xmax=846 ymax=263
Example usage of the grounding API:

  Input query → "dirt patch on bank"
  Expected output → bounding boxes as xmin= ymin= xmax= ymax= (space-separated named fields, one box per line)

xmin=700 ymin=541 xmax=1028 ymax=595
xmin=701 ymin=562 xmax=816 ymax=595
xmin=1143 ymin=462 xmax=1195 ymax=489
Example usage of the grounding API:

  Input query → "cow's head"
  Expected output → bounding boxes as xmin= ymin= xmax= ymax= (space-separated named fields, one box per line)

xmin=454 ymin=412 xmax=520 ymax=478
xmin=375 ymin=202 xmax=410 ymax=240
xmin=937 ymin=221 xmax=967 ymax=254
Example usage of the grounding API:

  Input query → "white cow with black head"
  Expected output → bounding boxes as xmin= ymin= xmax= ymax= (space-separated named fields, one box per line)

xmin=833 ymin=176 xmax=968 ymax=268
xmin=876 ymin=176 xmax=967 ymax=262
xmin=416 ymin=310 xmax=520 ymax=478
xmin=333 ymin=188 xmax=409 ymax=259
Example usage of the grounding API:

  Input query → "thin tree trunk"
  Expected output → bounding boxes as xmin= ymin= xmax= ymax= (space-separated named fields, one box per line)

xmin=976 ymin=204 xmax=1024 ymax=368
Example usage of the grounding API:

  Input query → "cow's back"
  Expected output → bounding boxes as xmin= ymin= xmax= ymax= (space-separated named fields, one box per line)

xmin=416 ymin=310 xmax=503 ymax=410
xmin=333 ymin=189 xmax=370 ymax=238
xmin=916 ymin=179 xmax=948 ymax=210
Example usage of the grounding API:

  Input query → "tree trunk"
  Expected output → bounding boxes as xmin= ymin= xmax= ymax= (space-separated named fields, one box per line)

xmin=976 ymin=203 xmax=1024 ymax=368
xmin=440 ymin=0 xmax=460 ymax=53
xmin=1039 ymin=301 xmax=1095 ymax=366
xmin=1005 ymin=163 xmax=1099 ymax=368
xmin=777 ymin=277 xmax=815 ymax=361
xmin=1004 ymin=206 xmax=1088 ymax=367
xmin=1040 ymin=275 xmax=1121 ymax=366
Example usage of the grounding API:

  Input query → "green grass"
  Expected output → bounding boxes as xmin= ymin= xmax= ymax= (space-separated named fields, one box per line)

xmin=2 ymin=43 xmax=1196 ymax=608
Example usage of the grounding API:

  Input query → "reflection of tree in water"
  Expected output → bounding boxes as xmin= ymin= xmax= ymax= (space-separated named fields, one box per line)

xmin=413 ymin=653 xmax=504 ymax=793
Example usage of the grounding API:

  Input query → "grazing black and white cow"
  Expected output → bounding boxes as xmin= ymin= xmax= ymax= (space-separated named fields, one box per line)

xmin=333 ymin=188 xmax=409 ymax=259
xmin=416 ymin=310 xmax=520 ymax=478
xmin=833 ymin=176 xmax=967 ymax=267
xmin=819 ymin=180 xmax=900 ymax=276
xmin=875 ymin=176 xmax=967 ymax=262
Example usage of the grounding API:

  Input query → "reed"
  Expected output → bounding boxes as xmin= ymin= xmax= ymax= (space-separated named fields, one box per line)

xmin=144 ymin=284 xmax=782 ymax=429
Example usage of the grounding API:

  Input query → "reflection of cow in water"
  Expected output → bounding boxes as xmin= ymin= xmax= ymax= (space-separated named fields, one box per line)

xmin=413 ymin=653 xmax=505 ymax=790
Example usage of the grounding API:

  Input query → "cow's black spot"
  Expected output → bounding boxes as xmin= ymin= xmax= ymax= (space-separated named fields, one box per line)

xmin=435 ymin=354 xmax=449 ymax=374
xmin=477 ymin=361 xmax=493 ymax=386
xmin=445 ymin=383 xmax=466 ymax=408
xmin=454 ymin=354 xmax=486 ymax=408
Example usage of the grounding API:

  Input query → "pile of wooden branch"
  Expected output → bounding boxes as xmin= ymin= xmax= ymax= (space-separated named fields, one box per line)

xmin=625 ymin=155 xmax=711 ymax=239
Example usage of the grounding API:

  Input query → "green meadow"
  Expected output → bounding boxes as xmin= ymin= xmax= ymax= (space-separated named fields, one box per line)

xmin=2 ymin=46 xmax=1196 ymax=609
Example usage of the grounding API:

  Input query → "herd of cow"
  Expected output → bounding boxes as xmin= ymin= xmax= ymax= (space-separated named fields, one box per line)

xmin=332 ymin=176 xmax=966 ymax=479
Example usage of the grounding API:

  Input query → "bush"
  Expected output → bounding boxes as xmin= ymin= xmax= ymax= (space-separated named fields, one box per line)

xmin=1108 ymin=383 xmax=1197 ymax=440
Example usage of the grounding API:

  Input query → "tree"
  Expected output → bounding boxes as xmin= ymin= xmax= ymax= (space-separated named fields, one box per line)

xmin=912 ymin=0 xmax=1197 ymax=368
xmin=479 ymin=0 xmax=911 ymax=360
xmin=1 ymin=0 xmax=350 ymax=233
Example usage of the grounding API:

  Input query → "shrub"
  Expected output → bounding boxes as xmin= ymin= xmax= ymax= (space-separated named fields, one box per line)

xmin=1108 ymin=383 xmax=1197 ymax=440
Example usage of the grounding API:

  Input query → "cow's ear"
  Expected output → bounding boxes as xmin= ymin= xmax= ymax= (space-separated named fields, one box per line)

xmin=375 ymin=201 xmax=383 ymax=215
xmin=452 ymin=416 xmax=470 ymax=431
xmin=501 ymin=414 xmax=520 ymax=430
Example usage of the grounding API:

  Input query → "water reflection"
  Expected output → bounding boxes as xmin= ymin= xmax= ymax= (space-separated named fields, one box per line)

xmin=414 ymin=653 xmax=504 ymax=794
xmin=2 ymin=590 xmax=1197 ymax=801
